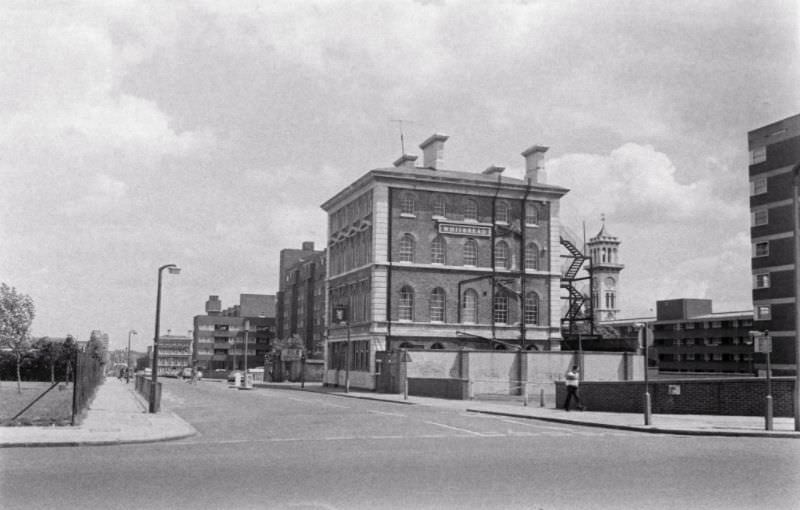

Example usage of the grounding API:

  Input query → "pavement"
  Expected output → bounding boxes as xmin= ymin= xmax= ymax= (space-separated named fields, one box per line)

xmin=2 ymin=378 xmax=797 ymax=447
xmin=0 ymin=377 xmax=197 ymax=447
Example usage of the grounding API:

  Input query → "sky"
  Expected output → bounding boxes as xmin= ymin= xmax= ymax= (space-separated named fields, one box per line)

xmin=1 ymin=0 xmax=798 ymax=352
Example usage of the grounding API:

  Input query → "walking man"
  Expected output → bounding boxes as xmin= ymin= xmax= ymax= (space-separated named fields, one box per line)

xmin=563 ymin=364 xmax=585 ymax=411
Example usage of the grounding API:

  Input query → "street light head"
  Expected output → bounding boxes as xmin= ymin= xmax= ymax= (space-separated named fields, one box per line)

xmin=167 ymin=266 xmax=181 ymax=275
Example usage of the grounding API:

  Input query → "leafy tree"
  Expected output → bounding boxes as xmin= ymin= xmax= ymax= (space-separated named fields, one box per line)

xmin=86 ymin=330 xmax=108 ymax=363
xmin=0 ymin=283 xmax=36 ymax=393
xmin=33 ymin=336 xmax=63 ymax=384
xmin=61 ymin=335 xmax=78 ymax=384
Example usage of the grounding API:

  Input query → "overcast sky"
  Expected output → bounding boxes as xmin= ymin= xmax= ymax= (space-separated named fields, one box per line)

xmin=2 ymin=1 xmax=798 ymax=351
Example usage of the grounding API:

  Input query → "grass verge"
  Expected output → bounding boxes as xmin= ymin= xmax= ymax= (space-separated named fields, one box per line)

xmin=0 ymin=381 xmax=73 ymax=426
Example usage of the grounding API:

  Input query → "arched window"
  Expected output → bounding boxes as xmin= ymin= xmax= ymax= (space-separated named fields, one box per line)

xmin=430 ymin=288 xmax=445 ymax=322
xmin=525 ymin=205 xmax=539 ymax=226
xmin=433 ymin=195 xmax=446 ymax=218
xmin=524 ymin=292 xmax=540 ymax=325
xmin=431 ymin=342 xmax=444 ymax=350
xmin=462 ymin=289 xmax=478 ymax=323
xmin=464 ymin=199 xmax=478 ymax=222
xmin=493 ymin=294 xmax=509 ymax=323
xmin=401 ymin=194 xmax=416 ymax=216
xmin=494 ymin=241 xmax=510 ymax=269
xmin=399 ymin=234 xmax=415 ymax=262
xmin=525 ymin=242 xmax=539 ymax=270
xmin=431 ymin=235 xmax=446 ymax=264
xmin=399 ymin=286 xmax=414 ymax=321
xmin=495 ymin=201 xmax=509 ymax=223
xmin=463 ymin=238 xmax=478 ymax=266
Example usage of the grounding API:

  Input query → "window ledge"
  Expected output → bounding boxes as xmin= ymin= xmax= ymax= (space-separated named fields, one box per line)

xmin=400 ymin=213 xmax=416 ymax=219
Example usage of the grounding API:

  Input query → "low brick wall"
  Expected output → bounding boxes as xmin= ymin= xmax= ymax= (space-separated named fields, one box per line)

xmin=408 ymin=378 xmax=469 ymax=399
xmin=555 ymin=377 xmax=795 ymax=416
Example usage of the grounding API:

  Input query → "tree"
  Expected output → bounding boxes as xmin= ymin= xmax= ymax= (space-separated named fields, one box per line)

xmin=61 ymin=335 xmax=78 ymax=385
xmin=0 ymin=283 xmax=36 ymax=393
xmin=33 ymin=336 xmax=63 ymax=384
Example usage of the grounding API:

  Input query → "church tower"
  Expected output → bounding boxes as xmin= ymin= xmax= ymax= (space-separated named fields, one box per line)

xmin=587 ymin=216 xmax=624 ymax=322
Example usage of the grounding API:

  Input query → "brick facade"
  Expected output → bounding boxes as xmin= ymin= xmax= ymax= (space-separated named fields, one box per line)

xmin=555 ymin=377 xmax=794 ymax=416
xmin=322 ymin=136 xmax=569 ymax=389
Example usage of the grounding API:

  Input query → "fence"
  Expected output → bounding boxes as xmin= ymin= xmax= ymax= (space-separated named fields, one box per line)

xmin=134 ymin=375 xmax=161 ymax=412
xmin=71 ymin=351 xmax=104 ymax=425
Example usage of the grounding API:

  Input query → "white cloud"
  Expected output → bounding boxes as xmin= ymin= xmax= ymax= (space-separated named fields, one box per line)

xmin=547 ymin=143 xmax=741 ymax=228
xmin=63 ymin=173 xmax=128 ymax=216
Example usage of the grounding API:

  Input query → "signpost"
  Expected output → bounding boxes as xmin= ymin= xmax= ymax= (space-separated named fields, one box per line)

xmin=749 ymin=330 xmax=773 ymax=431
xmin=401 ymin=349 xmax=412 ymax=400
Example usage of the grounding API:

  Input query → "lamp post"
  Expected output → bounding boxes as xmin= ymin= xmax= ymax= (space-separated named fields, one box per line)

xmin=793 ymin=162 xmax=800 ymax=431
xmin=334 ymin=305 xmax=350 ymax=393
xmin=150 ymin=263 xmax=181 ymax=413
xmin=749 ymin=330 xmax=773 ymax=431
xmin=241 ymin=319 xmax=253 ymax=389
xmin=635 ymin=322 xmax=652 ymax=425
xmin=126 ymin=330 xmax=137 ymax=384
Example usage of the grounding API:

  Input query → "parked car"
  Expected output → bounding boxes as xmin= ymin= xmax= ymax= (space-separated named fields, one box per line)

xmin=227 ymin=370 xmax=243 ymax=383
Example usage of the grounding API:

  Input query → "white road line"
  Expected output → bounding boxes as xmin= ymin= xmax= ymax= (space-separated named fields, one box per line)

xmin=423 ymin=421 xmax=491 ymax=436
xmin=368 ymin=410 xmax=406 ymax=417
xmin=496 ymin=418 xmax=574 ymax=432
xmin=287 ymin=396 xmax=350 ymax=409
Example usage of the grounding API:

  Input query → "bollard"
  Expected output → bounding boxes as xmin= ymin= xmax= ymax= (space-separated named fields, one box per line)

xmin=540 ymin=388 xmax=545 ymax=407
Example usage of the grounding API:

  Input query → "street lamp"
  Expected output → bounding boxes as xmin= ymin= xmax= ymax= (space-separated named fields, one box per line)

xmin=635 ymin=322 xmax=652 ymax=426
xmin=241 ymin=319 xmax=253 ymax=390
xmin=748 ymin=330 xmax=773 ymax=431
xmin=150 ymin=263 xmax=181 ymax=413
xmin=126 ymin=330 xmax=137 ymax=384
xmin=792 ymin=162 xmax=800 ymax=431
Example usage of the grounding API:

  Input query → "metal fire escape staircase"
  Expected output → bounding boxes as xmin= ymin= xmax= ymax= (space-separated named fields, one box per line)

xmin=560 ymin=230 xmax=592 ymax=334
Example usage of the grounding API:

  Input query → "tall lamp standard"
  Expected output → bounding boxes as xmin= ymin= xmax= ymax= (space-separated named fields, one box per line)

xmin=150 ymin=263 xmax=181 ymax=413
xmin=126 ymin=330 xmax=137 ymax=384
xmin=635 ymin=322 xmax=652 ymax=425
xmin=748 ymin=330 xmax=773 ymax=431
xmin=793 ymin=162 xmax=800 ymax=431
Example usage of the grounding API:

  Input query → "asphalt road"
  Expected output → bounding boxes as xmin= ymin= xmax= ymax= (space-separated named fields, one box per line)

xmin=2 ymin=378 xmax=798 ymax=510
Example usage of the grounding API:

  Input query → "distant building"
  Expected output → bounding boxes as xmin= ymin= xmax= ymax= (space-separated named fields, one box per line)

xmin=652 ymin=299 xmax=755 ymax=374
xmin=276 ymin=242 xmax=326 ymax=359
xmin=321 ymin=134 xmax=569 ymax=389
xmin=193 ymin=294 xmax=276 ymax=373
xmin=748 ymin=113 xmax=800 ymax=375
xmin=150 ymin=334 xmax=192 ymax=376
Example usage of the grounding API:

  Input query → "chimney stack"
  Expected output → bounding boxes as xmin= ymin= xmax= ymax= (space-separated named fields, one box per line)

xmin=521 ymin=145 xmax=548 ymax=183
xmin=302 ymin=241 xmax=315 ymax=251
xmin=393 ymin=154 xmax=418 ymax=169
xmin=419 ymin=133 xmax=449 ymax=170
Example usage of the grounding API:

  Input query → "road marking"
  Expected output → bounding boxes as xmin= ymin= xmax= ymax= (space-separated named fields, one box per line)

xmin=496 ymin=418 xmax=574 ymax=432
xmin=287 ymin=397 xmax=350 ymax=408
xmin=423 ymin=421 xmax=489 ymax=436
xmin=368 ymin=410 xmax=406 ymax=417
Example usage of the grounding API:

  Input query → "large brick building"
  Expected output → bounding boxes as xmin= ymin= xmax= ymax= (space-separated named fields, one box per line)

xmin=749 ymin=113 xmax=800 ymax=374
xmin=276 ymin=242 xmax=326 ymax=359
xmin=321 ymin=134 xmax=569 ymax=389
xmin=193 ymin=294 xmax=276 ymax=374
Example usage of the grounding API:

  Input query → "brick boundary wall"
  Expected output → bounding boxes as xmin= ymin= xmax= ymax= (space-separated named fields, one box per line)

xmin=555 ymin=377 xmax=795 ymax=416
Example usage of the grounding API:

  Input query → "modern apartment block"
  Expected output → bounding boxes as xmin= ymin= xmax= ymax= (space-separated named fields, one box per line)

xmin=321 ymin=134 xmax=569 ymax=389
xmin=193 ymin=294 xmax=276 ymax=373
xmin=276 ymin=242 xmax=327 ymax=359
xmin=149 ymin=334 xmax=192 ymax=376
xmin=652 ymin=299 xmax=756 ymax=374
xmin=749 ymin=113 xmax=800 ymax=374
